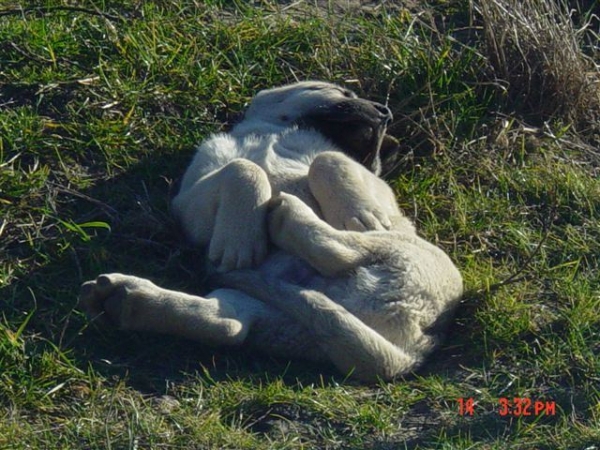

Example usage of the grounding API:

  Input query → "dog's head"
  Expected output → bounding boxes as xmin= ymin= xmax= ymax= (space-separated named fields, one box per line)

xmin=237 ymin=81 xmax=396 ymax=175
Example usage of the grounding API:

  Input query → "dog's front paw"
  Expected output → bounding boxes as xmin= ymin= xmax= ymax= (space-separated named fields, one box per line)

xmin=79 ymin=273 xmax=162 ymax=329
xmin=209 ymin=225 xmax=268 ymax=273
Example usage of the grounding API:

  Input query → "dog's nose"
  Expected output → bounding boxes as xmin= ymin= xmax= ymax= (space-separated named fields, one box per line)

xmin=373 ymin=102 xmax=392 ymax=124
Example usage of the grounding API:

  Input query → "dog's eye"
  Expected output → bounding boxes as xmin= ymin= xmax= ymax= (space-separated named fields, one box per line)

xmin=280 ymin=115 xmax=290 ymax=122
xmin=342 ymin=90 xmax=354 ymax=98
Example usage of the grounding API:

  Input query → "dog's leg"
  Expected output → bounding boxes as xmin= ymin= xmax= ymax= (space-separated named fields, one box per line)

xmin=80 ymin=273 xmax=330 ymax=362
xmin=79 ymin=273 xmax=274 ymax=346
xmin=308 ymin=151 xmax=405 ymax=232
xmin=172 ymin=159 xmax=272 ymax=271
xmin=268 ymin=193 xmax=388 ymax=277
xmin=217 ymin=270 xmax=419 ymax=382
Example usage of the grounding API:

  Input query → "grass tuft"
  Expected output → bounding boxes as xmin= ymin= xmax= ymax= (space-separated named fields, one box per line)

xmin=475 ymin=0 xmax=600 ymax=136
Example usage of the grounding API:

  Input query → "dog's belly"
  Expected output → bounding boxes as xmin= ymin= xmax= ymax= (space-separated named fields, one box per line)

xmin=259 ymin=251 xmax=323 ymax=287
xmin=257 ymin=252 xmax=419 ymax=349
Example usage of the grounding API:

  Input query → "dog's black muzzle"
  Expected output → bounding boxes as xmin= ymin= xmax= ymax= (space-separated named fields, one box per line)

xmin=298 ymin=98 xmax=393 ymax=175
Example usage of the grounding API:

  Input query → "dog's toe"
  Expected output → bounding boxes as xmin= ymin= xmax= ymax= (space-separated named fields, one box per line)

xmin=78 ymin=278 xmax=111 ymax=325
xmin=78 ymin=273 xmax=139 ymax=327
xmin=345 ymin=207 xmax=392 ymax=232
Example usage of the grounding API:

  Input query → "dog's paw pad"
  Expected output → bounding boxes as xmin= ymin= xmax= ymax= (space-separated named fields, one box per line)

xmin=345 ymin=208 xmax=392 ymax=232
xmin=78 ymin=273 xmax=156 ymax=328
xmin=79 ymin=275 xmax=121 ymax=326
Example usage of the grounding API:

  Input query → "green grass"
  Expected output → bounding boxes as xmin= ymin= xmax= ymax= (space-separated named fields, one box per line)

xmin=1 ymin=0 xmax=599 ymax=448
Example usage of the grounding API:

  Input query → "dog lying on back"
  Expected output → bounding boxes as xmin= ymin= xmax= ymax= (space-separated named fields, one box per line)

xmin=80 ymin=81 xmax=463 ymax=382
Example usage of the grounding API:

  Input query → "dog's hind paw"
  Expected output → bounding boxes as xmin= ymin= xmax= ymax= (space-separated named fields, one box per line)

xmin=79 ymin=273 xmax=163 ymax=329
xmin=267 ymin=192 xmax=326 ymax=253
xmin=344 ymin=205 xmax=392 ymax=232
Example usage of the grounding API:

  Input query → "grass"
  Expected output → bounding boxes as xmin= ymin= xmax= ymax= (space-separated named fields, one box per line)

xmin=1 ymin=0 xmax=599 ymax=448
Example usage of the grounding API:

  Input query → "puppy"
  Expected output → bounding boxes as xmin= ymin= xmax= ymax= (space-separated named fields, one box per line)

xmin=80 ymin=81 xmax=463 ymax=382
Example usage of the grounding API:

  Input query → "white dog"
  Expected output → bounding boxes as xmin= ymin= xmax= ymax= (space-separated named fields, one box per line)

xmin=80 ymin=81 xmax=463 ymax=382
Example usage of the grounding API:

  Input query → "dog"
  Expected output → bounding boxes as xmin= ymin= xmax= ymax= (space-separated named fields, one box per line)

xmin=79 ymin=81 xmax=463 ymax=382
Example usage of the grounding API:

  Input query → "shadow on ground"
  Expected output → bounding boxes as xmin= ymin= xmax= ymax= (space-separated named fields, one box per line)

xmin=2 ymin=143 xmax=524 ymax=448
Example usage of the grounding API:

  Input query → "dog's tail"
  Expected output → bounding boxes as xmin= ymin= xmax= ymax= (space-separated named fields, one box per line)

xmin=212 ymin=270 xmax=419 ymax=382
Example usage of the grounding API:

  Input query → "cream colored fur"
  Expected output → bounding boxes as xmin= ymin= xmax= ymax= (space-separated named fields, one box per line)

xmin=80 ymin=81 xmax=463 ymax=382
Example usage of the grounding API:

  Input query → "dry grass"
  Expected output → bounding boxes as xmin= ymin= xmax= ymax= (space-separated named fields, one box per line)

xmin=474 ymin=0 xmax=600 ymax=136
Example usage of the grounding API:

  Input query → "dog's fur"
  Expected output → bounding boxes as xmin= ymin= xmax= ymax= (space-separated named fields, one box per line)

xmin=80 ymin=81 xmax=463 ymax=382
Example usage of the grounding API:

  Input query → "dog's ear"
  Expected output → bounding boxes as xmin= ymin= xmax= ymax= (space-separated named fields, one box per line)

xmin=298 ymin=99 xmax=393 ymax=175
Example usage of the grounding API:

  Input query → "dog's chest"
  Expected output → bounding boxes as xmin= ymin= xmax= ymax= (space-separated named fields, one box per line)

xmin=239 ymin=131 xmax=335 ymax=209
xmin=243 ymin=132 xmax=319 ymax=174
xmin=198 ymin=129 xmax=339 ymax=212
